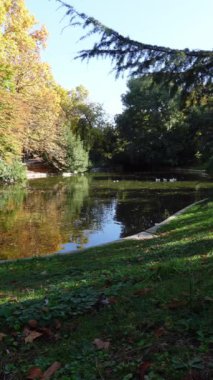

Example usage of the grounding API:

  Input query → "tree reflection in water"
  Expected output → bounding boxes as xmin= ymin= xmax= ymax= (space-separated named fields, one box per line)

xmin=0 ymin=174 xmax=211 ymax=260
xmin=0 ymin=177 xmax=91 ymax=259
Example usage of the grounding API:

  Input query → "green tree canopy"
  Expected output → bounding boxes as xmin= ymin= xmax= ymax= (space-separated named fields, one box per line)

xmin=114 ymin=75 xmax=201 ymax=168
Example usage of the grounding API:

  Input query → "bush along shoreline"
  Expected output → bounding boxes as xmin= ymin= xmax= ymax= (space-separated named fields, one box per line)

xmin=0 ymin=160 xmax=27 ymax=184
xmin=0 ymin=200 xmax=212 ymax=379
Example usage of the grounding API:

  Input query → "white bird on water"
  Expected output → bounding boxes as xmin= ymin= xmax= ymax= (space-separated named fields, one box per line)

xmin=155 ymin=177 xmax=177 ymax=183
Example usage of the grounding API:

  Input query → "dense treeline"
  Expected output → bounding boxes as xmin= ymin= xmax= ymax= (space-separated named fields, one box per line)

xmin=0 ymin=0 xmax=110 ymax=182
xmin=113 ymin=75 xmax=213 ymax=170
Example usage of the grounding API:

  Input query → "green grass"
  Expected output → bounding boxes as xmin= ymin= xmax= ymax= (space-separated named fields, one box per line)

xmin=0 ymin=201 xmax=213 ymax=379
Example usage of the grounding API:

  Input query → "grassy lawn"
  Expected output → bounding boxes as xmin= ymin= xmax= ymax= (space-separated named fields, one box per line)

xmin=0 ymin=201 xmax=212 ymax=379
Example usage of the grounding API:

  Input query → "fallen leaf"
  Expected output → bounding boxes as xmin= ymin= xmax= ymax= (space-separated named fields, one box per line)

xmin=28 ymin=320 xmax=38 ymax=329
xmin=93 ymin=338 xmax=110 ymax=350
xmin=182 ymin=370 xmax=202 ymax=380
xmin=138 ymin=361 xmax=151 ymax=379
xmin=108 ymin=296 xmax=117 ymax=304
xmin=166 ymin=300 xmax=187 ymax=309
xmin=0 ymin=333 xmax=7 ymax=341
xmin=54 ymin=319 xmax=61 ymax=330
xmin=39 ymin=327 xmax=53 ymax=338
xmin=25 ymin=331 xmax=43 ymax=344
xmin=23 ymin=327 xmax=31 ymax=337
xmin=134 ymin=288 xmax=152 ymax=296
xmin=154 ymin=326 xmax=167 ymax=338
xmin=41 ymin=362 xmax=61 ymax=379
xmin=27 ymin=367 xmax=43 ymax=379
xmin=149 ymin=265 xmax=160 ymax=271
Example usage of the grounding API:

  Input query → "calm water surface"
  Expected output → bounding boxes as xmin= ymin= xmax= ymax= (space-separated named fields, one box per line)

xmin=0 ymin=173 xmax=212 ymax=260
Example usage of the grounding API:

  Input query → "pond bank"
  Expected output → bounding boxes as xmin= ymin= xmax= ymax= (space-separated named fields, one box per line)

xmin=25 ymin=158 xmax=74 ymax=179
xmin=27 ymin=171 xmax=73 ymax=179
xmin=26 ymin=167 xmax=208 ymax=180
xmin=0 ymin=200 xmax=212 ymax=379
xmin=125 ymin=198 xmax=208 ymax=240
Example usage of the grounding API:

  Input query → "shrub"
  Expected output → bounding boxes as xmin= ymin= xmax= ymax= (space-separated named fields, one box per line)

xmin=0 ymin=160 xmax=27 ymax=183
xmin=66 ymin=130 xmax=89 ymax=173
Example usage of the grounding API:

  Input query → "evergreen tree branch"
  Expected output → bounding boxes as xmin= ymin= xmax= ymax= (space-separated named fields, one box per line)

xmin=58 ymin=0 xmax=213 ymax=88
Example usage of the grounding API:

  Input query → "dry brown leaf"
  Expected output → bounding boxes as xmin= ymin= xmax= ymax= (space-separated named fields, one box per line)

xmin=28 ymin=320 xmax=38 ymax=329
xmin=108 ymin=296 xmax=117 ymax=304
xmin=27 ymin=367 xmax=43 ymax=379
xmin=41 ymin=362 xmax=61 ymax=379
xmin=25 ymin=331 xmax=43 ymax=344
xmin=39 ymin=327 xmax=53 ymax=338
xmin=23 ymin=327 xmax=31 ymax=336
xmin=154 ymin=326 xmax=167 ymax=338
xmin=134 ymin=288 xmax=152 ymax=296
xmin=166 ymin=300 xmax=187 ymax=309
xmin=181 ymin=370 xmax=202 ymax=380
xmin=93 ymin=338 xmax=110 ymax=350
xmin=54 ymin=319 xmax=61 ymax=330
xmin=149 ymin=265 xmax=160 ymax=271
xmin=138 ymin=361 xmax=151 ymax=379
xmin=0 ymin=333 xmax=7 ymax=341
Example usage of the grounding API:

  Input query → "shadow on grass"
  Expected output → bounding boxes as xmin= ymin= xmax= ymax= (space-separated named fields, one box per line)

xmin=0 ymin=200 xmax=212 ymax=305
xmin=0 ymin=201 xmax=212 ymax=380
xmin=0 ymin=235 xmax=212 ymax=330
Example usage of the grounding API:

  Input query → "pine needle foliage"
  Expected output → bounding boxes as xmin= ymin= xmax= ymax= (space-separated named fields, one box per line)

xmin=58 ymin=1 xmax=213 ymax=93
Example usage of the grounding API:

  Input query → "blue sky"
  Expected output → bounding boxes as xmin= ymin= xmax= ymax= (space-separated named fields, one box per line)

xmin=26 ymin=0 xmax=212 ymax=116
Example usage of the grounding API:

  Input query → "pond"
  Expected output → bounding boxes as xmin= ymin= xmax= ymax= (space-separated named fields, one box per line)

xmin=0 ymin=172 xmax=212 ymax=260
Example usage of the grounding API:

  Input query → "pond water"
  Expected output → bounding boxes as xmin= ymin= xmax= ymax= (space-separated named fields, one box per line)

xmin=0 ymin=172 xmax=212 ymax=260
